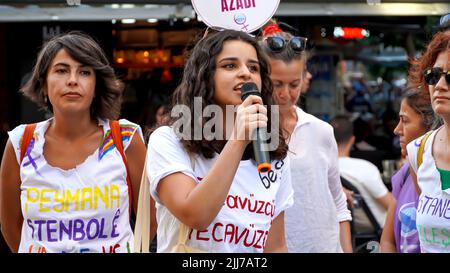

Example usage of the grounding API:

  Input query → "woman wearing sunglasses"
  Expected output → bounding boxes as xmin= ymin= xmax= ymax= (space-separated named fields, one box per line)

xmin=406 ymin=31 xmax=450 ymax=252
xmin=258 ymin=21 xmax=352 ymax=253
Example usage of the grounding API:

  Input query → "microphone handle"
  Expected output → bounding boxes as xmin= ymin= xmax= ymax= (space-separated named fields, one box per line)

xmin=253 ymin=128 xmax=271 ymax=173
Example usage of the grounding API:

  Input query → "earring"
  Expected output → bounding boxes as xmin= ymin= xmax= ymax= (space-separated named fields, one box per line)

xmin=44 ymin=95 xmax=48 ymax=104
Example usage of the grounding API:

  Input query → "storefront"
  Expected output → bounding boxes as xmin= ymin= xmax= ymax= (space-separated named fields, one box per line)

xmin=0 ymin=1 xmax=448 ymax=149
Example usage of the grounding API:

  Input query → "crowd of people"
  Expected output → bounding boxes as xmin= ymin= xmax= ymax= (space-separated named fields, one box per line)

xmin=0 ymin=14 xmax=449 ymax=253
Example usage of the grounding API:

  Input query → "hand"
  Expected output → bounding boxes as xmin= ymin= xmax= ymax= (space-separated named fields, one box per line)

xmin=230 ymin=95 xmax=267 ymax=144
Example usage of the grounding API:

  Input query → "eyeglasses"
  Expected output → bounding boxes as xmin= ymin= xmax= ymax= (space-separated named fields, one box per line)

xmin=423 ymin=67 xmax=450 ymax=85
xmin=264 ymin=36 xmax=308 ymax=54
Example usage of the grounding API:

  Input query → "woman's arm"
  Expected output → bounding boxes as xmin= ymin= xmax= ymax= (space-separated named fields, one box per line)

xmin=380 ymin=199 xmax=397 ymax=253
xmin=339 ymin=221 xmax=353 ymax=253
xmin=125 ymin=132 xmax=146 ymax=215
xmin=264 ymin=212 xmax=288 ymax=252
xmin=156 ymin=95 xmax=267 ymax=230
xmin=157 ymin=139 xmax=247 ymax=230
xmin=0 ymin=140 xmax=23 ymax=252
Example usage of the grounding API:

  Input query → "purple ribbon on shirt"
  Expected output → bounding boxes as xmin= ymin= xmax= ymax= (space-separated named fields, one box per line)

xmin=22 ymin=137 xmax=41 ymax=175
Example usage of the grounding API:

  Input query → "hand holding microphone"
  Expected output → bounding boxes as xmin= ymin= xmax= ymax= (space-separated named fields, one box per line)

xmin=235 ymin=82 xmax=271 ymax=173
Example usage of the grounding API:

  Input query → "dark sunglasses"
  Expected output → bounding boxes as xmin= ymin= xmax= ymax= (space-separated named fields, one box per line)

xmin=424 ymin=67 xmax=450 ymax=85
xmin=265 ymin=36 xmax=308 ymax=54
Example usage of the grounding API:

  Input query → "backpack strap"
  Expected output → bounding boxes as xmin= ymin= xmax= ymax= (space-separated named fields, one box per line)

xmin=20 ymin=123 xmax=37 ymax=164
xmin=109 ymin=120 xmax=133 ymax=216
xmin=417 ymin=131 xmax=433 ymax=169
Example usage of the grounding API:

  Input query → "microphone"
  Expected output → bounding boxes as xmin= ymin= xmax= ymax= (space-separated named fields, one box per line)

xmin=240 ymin=82 xmax=271 ymax=173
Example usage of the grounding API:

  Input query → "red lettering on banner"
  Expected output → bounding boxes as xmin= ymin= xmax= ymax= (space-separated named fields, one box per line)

xmin=28 ymin=244 xmax=47 ymax=253
xmin=225 ymin=195 xmax=275 ymax=217
xmin=212 ymin=223 xmax=223 ymax=242
xmin=230 ymin=0 xmax=235 ymax=10
xmin=188 ymin=228 xmax=194 ymax=240
xmin=238 ymin=196 xmax=248 ymax=209
xmin=226 ymin=195 xmax=238 ymax=209
xmin=224 ymin=224 xmax=235 ymax=243
xmin=190 ymin=222 xmax=271 ymax=249
xmin=253 ymin=230 xmax=265 ymax=249
xmin=235 ymin=226 xmax=249 ymax=244
xmin=222 ymin=0 xmax=229 ymax=11
xmin=247 ymin=199 xmax=257 ymax=212
xmin=221 ymin=0 xmax=256 ymax=12
xmin=243 ymin=228 xmax=257 ymax=247
xmin=102 ymin=243 xmax=120 ymax=253
xmin=262 ymin=230 xmax=269 ymax=248
xmin=196 ymin=229 xmax=209 ymax=241
xmin=236 ymin=0 xmax=243 ymax=10
xmin=256 ymin=201 xmax=265 ymax=214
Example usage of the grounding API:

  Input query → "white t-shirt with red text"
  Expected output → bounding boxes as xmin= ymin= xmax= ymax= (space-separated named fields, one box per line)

xmin=147 ymin=126 xmax=294 ymax=253
xmin=8 ymin=118 xmax=142 ymax=253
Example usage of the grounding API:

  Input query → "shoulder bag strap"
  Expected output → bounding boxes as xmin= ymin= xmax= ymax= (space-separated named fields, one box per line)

xmin=20 ymin=123 xmax=37 ymax=164
xmin=133 ymin=155 xmax=150 ymax=253
xmin=417 ymin=131 xmax=433 ymax=169
xmin=109 ymin=120 xmax=133 ymax=216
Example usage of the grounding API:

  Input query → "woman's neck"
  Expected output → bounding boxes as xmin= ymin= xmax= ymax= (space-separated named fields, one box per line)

xmin=280 ymin=105 xmax=298 ymax=125
xmin=279 ymin=105 xmax=298 ymax=140
xmin=443 ymin=121 xmax=450 ymax=145
xmin=50 ymin=111 xmax=98 ymax=140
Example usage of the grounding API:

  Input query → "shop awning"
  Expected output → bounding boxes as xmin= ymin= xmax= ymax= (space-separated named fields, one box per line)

xmin=0 ymin=1 xmax=448 ymax=22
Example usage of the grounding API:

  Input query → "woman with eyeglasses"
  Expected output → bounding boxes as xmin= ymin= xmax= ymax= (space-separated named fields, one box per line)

xmin=380 ymin=88 xmax=441 ymax=253
xmin=258 ymin=21 xmax=352 ymax=253
xmin=405 ymin=31 xmax=450 ymax=253
xmin=146 ymin=29 xmax=293 ymax=252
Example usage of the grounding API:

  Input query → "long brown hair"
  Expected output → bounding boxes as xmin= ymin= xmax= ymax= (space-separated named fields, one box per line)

xmin=168 ymin=29 xmax=288 ymax=160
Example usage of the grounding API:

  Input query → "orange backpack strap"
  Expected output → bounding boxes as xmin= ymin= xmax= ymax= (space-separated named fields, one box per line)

xmin=110 ymin=120 xmax=133 ymax=216
xmin=417 ymin=131 xmax=433 ymax=169
xmin=20 ymin=123 xmax=37 ymax=164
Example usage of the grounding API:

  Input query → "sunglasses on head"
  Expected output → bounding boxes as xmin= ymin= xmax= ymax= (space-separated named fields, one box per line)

xmin=424 ymin=67 xmax=450 ymax=85
xmin=265 ymin=36 xmax=308 ymax=54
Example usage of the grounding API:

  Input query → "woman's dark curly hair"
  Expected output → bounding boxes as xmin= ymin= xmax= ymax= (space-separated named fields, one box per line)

xmin=168 ymin=29 xmax=288 ymax=160
xmin=20 ymin=31 xmax=124 ymax=120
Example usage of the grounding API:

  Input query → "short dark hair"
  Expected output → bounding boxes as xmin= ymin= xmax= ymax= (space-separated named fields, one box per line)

xmin=21 ymin=31 xmax=124 ymax=120
xmin=330 ymin=115 xmax=354 ymax=144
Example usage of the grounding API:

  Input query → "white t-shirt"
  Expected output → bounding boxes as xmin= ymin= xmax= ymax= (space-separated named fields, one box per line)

xmin=147 ymin=126 xmax=294 ymax=253
xmin=407 ymin=129 xmax=450 ymax=253
xmin=284 ymin=107 xmax=352 ymax=253
xmin=8 ymin=118 xmax=143 ymax=253
xmin=339 ymin=157 xmax=389 ymax=228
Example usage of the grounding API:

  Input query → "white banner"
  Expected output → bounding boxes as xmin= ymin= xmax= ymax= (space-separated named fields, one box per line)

xmin=191 ymin=0 xmax=280 ymax=33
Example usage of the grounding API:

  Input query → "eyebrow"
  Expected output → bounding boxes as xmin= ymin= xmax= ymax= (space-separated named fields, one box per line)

xmin=218 ymin=57 xmax=259 ymax=64
xmin=53 ymin=62 xmax=90 ymax=68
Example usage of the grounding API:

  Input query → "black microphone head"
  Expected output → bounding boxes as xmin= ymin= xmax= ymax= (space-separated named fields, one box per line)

xmin=241 ymin=82 xmax=260 ymax=101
